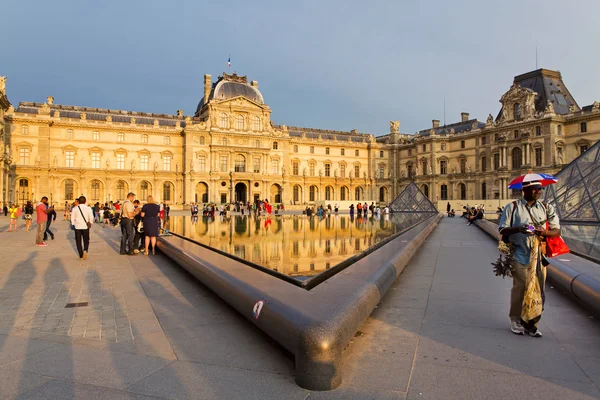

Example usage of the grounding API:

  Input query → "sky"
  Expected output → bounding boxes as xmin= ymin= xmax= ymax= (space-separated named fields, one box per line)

xmin=1 ymin=0 xmax=599 ymax=135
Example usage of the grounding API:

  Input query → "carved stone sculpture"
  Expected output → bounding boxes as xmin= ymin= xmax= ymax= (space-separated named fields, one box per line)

xmin=545 ymin=101 xmax=555 ymax=114
xmin=0 ymin=76 xmax=6 ymax=94
xmin=467 ymin=164 xmax=471 ymax=173
xmin=486 ymin=114 xmax=494 ymax=125
xmin=106 ymin=115 xmax=112 ymax=122
xmin=390 ymin=120 xmax=399 ymax=133
xmin=130 ymin=117 xmax=136 ymax=124
xmin=592 ymin=101 xmax=600 ymax=112
xmin=153 ymin=161 xmax=159 ymax=171
xmin=80 ymin=113 xmax=87 ymax=120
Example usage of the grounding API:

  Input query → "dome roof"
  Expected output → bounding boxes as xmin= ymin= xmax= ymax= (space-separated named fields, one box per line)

xmin=196 ymin=73 xmax=264 ymax=114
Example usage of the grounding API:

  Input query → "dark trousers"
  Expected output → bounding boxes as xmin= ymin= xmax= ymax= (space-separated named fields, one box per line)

xmin=75 ymin=229 xmax=90 ymax=258
xmin=120 ymin=218 xmax=135 ymax=254
xmin=44 ymin=220 xmax=55 ymax=240
xmin=134 ymin=228 xmax=145 ymax=251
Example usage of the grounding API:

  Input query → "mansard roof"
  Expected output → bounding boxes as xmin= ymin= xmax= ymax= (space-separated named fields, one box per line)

xmin=284 ymin=125 xmax=369 ymax=143
xmin=416 ymin=119 xmax=485 ymax=137
xmin=15 ymin=102 xmax=187 ymax=128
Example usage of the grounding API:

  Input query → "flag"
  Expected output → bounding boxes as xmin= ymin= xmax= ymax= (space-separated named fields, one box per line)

xmin=228 ymin=57 xmax=231 ymax=67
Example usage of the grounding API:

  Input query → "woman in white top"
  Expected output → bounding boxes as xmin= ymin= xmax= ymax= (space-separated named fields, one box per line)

xmin=71 ymin=196 xmax=94 ymax=259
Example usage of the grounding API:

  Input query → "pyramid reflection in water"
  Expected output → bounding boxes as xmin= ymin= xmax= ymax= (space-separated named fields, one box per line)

xmin=545 ymin=140 xmax=600 ymax=261
xmin=389 ymin=182 xmax=438 ymax=213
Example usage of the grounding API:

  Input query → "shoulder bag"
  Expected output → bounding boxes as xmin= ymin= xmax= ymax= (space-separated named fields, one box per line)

xmin=78 ymin=206 xmax=92 ymax=229
xmin=543 ymin=203 xmax=569 ymax=258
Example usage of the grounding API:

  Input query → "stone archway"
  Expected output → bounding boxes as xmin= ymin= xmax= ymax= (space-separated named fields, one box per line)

xmin=196 ymin=182 xmax=209 ymax=203
xmin=235 ymin=182 xmax=247 ymax=203
xmin=270 ymin=184 xmax=282 ymax=203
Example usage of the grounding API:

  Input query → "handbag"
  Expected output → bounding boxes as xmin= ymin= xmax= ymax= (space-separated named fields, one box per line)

xmin=78 ymin=206 xmax=92 ymax=229
xmin=540 ymin=203 xmax=570 ymax=258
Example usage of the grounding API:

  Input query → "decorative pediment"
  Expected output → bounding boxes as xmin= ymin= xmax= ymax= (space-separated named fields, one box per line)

xmin=61 ymin=144 xmax=78 ymax=154
xmin=87 ymin=146 xmax=104 ymax=156
xmin=499 ymin=83 xmax=537 ymax=122
xmin=214 ymin=96 xmax=266 ymax=109
xmin=113 ymin=148 xmax=128 ymax=156
xmin=137 ymin=148 xmax=151 ymax=156
xmin=160 ymin=150 xmax=173 ymax=158
xmin=15 ymin=141 xmax=34 ymax=150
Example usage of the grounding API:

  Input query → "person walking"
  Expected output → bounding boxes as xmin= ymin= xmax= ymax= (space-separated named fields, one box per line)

xmin=34 ymin=197 xmax=52 ymax=246
xmin=141 ymin=195 xmax=160 ymax=255
xmin=63 ymin=201 xmax=71 ymax=221
xmin=133 ymin=199 xmax=145 ymax=254
xmin=3 ymin=205 xmax=7 ymax=217
xmin=44 ymin=203 xmax=57 ymax=241
xmin=498 ymin=180 xmax=561 ymax=337
xmin=24 ymin=201 xmax=34 ymax=232
xmin=8 ymin=204 xmax=18 ymax=232
xmin=119 ymin=192 xmax=137 ymax=255
xmin=447 ymin=202 xmax=451 ymax=214
xmin=71 ymin=196 xmax=94 ymax=259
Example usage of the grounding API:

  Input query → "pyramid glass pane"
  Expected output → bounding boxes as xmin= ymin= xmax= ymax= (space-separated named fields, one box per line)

xmin=545 ymin=140 xmax=600 ymax=262
xmin=390 ymin=182 xmax=438 ymax=213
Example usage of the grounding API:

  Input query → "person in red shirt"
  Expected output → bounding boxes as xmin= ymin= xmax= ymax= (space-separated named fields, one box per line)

xmin=35 ymin=197 xmax=52 ymax=247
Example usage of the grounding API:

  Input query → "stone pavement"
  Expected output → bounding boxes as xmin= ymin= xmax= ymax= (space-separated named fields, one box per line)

xmin=0 ymin=215 xmax=598 ymax=399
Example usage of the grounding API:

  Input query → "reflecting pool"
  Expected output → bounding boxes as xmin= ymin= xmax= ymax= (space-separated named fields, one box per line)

xmin=166 ymin=213 xmax=431 ymax=280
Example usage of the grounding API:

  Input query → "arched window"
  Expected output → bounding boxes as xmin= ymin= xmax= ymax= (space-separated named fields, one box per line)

xmin=421 ymin=184 xmax=429 ymax=199
xmin=273 ymin=142 xmax=278 ymax=150
xmin=459 ymin=183 xmax=466 ymax=200
xmin=236 ymin=115 xmax=244 ymax=130
xmin=90 ymin=180 xmax=100 ymax=201
xmin=162 ymin=182 xmax=173 ymax=202
xmin=309 ymin=186 xmax=317 ymax=202
xmin=234 ymin=154 xmax=246 ymax=172
xmin=199 ymin=136 xmax=205 ymax=145
xmin=481 ymin=182 xmax=487 ymax=200
xmin=253 ymin=116 xmax=261 ymax=131
xmin=220 ymin=113 xmax=228 ymax=128
xmin=293 ymin=185 xmax=300 ymax=203
xmin=116 ymin=181 xmax=126 ymax=200
xmin=340 ymin=186 xmax=348 ymax=201
xmin=379 ymin=187 xmax=386 ymax=202
xmin=140 ymin=181 xmax=150 ymax=200
xmin=512 ymin=147 xmax=522 ymax=169
xmin=514 ymin=103 xmax=521 ymax=120
xmin=440 ymin=184 xmax=448 ymax=200
xmin=325 ymin=186 xmax=332 ymax=201
xmin=18 ymin=179 xmax=30 ymax=201
xmin=581 ymin=122 xmax=587 ymax=133
xmin=65 ymin=179 xmax=75 ymax=201
xmin=222 ymin=137 xmax=227 ymax=146
xmin=355 ymin=186 xmax=363 ymax=201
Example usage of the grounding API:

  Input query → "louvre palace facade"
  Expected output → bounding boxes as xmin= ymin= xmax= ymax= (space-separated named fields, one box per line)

xmin=0 ymin=68 xmax=599 ymax=208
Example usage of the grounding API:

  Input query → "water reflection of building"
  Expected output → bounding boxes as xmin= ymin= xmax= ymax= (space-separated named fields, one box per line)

xmin=2 ymin=68 xmax=597 ymax=207
xmin=169 ymin=215 xmax=411 ymax=276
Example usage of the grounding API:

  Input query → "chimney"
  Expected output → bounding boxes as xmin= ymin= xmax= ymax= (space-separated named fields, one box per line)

xmin=47 ymin=96 xmax=54 ymax=105
xmin=203 ymin=74 xmax=211 ymax=103
xmin=250 ymin=80 xmax=258 ymax=88
xmin=432 ymin=120 xmax=440 ymax=128
xmin=461 ymin=112 xmax=469 ymax=122
xmin=177 ymin=110 xmax=183 ymax=117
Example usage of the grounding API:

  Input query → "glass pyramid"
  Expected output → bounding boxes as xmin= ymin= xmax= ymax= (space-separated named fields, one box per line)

xmin=544 ymin=140 xmax=600 ymax=262
xmin=389 ymin=182 xmax=438 ymax=213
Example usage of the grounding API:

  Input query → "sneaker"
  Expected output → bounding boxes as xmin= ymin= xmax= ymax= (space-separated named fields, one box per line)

xmin=82 ymin=251 xmax=88 ymax=260
xmin=510 ymin=320 xmax=524 ymax=335
xmin=36 ymin=243 xmax=48 ymax=247
xmin=527 ymin=327 xmax=543 ymax=338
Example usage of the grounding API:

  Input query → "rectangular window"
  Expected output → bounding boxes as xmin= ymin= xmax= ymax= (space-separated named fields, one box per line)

xmin=493 ymin=153 xmax=500 ymax=170
xmin=379 ymin=166 xmax=385 ymax=178
xmin=19 ymin=148 xmax=30 ymax=165
xmin=481 ymin=136 xmax=487 ymax=145
xmin=460 ymin=158 xmax=466 ymax=174
xmin=324 ymin=163 xmax=331 ymax=177
xmin=22 ymin=126 xmax=29 ymax=135
xmin=325 ymin=147 xmax=330 ymax=155
xmin=408 ymin=149 xmax=412 ymax=156
xmin=422 ymin=144 xmax=426 ymax=152
xmin=164 ymin=136 xmax=170 ymax=145
xmin=93 ymin=131 xmax=100 ymax=141
xmin=141 ymin=134 xmax=148 ymax=143
xmin=340 ymin=164 xmax=346 ymax=178
xmin=422 ymin=160 xmax=427 ymax=175
xmin=220 ymin=156 xmax=228 ymax=172
xmin=440 ymin=160 xmax=447 ymax=175
xmin=292 ymin=161 xmax=299 ymax=176
xmin=198 ymin=155 xmax=206 ymax=172
xmin=309 ymin=163 xmax=315 ymax=176
xmin=253 ymin=158 xmax=260 ymax=173
xmin=481 ymin=156 xmax=487 ymax=172
xmin=92 ymin=152 xmax=101 ymax=169
xmin=67 ymin=129 xmax=74 ymax=139
xmin=163 ymin=155 xmax=171 ymax=171
xmin=117 ymin=153 xmax=125 ymax=169
xmin=118 ymin=133 xmax=125 ymax=142
xmin=66 ymin=151 xmax=75 ymax=168
xmin=310 ymin=146 xmax=314 ymax=154
xmin=140 ymin=154 xmax=149 ymax=170
xmin=355 ymin=149 xmax=359 ymax=157
xmin=271 ymin=159 xmax=279 ymax=175
xmin=460 ymin=140 xmax=465 ymax=149
xmin=380 ymin=150 xmax=384 ymax=158
xmin=341 ymin=148 xmax=345 ymax=156
xmin=494 ymin=133 xmax=499 ymax=142
xmin=580 ymin=145 xmax=589 ymax=155
xmin=354 ymin=165 xmax=360 ymax=178
xmin=441 ymin=143 xmax=446 ymax=151
xmin=535 ymin=148 xmax=543 ymax=166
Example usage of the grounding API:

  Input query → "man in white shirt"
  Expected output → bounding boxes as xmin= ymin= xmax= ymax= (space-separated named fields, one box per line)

xmin=71 ymin=196 xmax=94 ymax=259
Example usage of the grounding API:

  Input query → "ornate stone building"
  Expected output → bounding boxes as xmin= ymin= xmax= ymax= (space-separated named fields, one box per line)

xmin=0 ymin=68 xmax=598 ymax=208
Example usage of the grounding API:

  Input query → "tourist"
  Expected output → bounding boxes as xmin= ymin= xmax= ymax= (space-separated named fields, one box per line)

xmin=164 ymin=202 xmax=170 ymax=218
xmin=3 ymin=204 xmax=7 ymax=217
xmin=24 ymin=201 xmax=34 ymax=232
xmin=43 ymin=203 xmax=57 ymax=241
xmin=119 ymin=192 xmax=137 ymax=255
xmin=93 ymin=202 xmax=101 ymax=223
xmin=114 ymin=201 xmax=121 ymax=224
xmin=103 ymin=203 xmax=111 ymax=227
xmin=133 ymin=199 xmax=145 ymax=253
xmin=334 ymin=203 xmax=339 ymax=214
xmin=448 ymin=209 xmax=456 ymax=218
xmin=357 ymin=202 xmax=362 ymax=215
xmin=363 ymin=202 xmax=368 ymax=217
xmin=498 ymin=180 xmax=560 ymax=337
xmin=141 ymin=195 xmax=160 ymax=255
xmin=34 ymin=197 xmax=51 ymax=247
xmin=383 ymin=205 xmax=390 ymax=215
xmin=349 ymin=204 xmax=354 ymax=217
xmin=63 ymin=201 xmax=71 ymax=221
xmin=71 ymin=196 xmax=94 ymax=259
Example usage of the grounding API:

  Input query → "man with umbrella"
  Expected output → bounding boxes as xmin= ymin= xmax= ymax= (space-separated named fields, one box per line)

xmin=498 ymin=173 xmax=561 ymax=337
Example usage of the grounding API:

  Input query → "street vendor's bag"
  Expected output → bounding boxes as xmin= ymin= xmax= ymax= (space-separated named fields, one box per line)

xmin=545 ymin=233 xmax=570 ymax=258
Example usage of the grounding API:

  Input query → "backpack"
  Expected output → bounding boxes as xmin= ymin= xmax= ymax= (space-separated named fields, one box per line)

xmin=501 ymin=201 xmax=518 ymax=243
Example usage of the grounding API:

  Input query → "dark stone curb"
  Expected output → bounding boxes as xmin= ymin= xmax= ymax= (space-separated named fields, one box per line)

xmin=473 ymin=218 xmax=600 ymax=315
xmin=156 ymin=214 xmax=442 ymax=391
